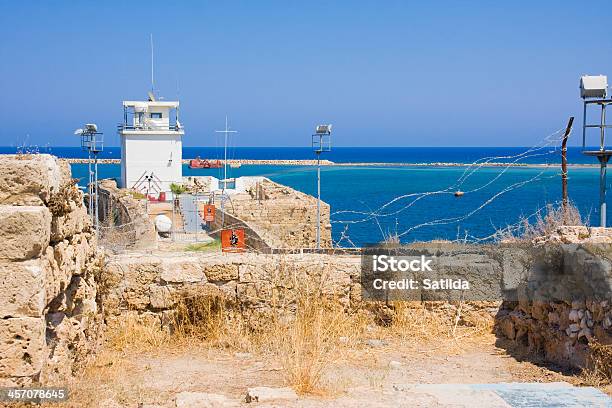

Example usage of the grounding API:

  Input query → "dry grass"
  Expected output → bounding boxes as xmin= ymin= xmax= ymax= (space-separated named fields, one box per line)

xmin=270 ymin=294 xmax=365 ymax=394
xmin=106 ymin=313 xmax=170 ymax=353
xmin=582 ymin=342 xmax=612 ymax=387
xmin=385 ymin=301 xmax=494 ymax=351
xmin=499 ymin=202 xmax=587 ymax=242
xmin=89 ymin=257 xmax=499 ymax=399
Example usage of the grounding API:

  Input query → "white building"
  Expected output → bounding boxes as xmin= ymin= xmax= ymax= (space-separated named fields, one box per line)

xmin=119 ymin=95 xmax=184 ymax=197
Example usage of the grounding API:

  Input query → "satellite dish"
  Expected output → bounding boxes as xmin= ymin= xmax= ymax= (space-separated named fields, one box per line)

xmin=155 ymin=214 xmax=172 ymax=233
xmin=74 ymin=128 xmax=84 ymax=135
xmin=85 ymin=123 xmax=98 ymax=132
xmin=148 ymin=91 xmax=156 ymax=102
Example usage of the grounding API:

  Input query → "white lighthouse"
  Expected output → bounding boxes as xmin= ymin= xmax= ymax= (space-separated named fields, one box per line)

xmin=118 ymin=93 xmax=184 ymax=198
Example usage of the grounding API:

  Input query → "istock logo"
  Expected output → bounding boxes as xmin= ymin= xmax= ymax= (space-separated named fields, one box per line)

xmin=372 ymin=255 xmax=433 ymax=272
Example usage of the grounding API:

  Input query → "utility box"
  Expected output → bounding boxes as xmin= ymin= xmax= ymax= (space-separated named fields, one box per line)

xmin=580 ymin=75 xmax=608 ymax=99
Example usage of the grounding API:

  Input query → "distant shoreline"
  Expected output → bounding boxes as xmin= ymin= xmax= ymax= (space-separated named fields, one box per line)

xmin=62 ymin=158 xmax=600 ymax=168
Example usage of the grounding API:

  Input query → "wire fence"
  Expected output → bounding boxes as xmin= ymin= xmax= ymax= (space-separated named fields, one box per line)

xmin=90 ymin=125 xmax=576 ymax=252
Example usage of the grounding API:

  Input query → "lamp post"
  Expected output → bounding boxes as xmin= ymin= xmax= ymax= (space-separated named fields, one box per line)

xmin=312 ymin=124 xmax=332 ymax=249
xmin=75 ymin=124 xmax=103 ymax=235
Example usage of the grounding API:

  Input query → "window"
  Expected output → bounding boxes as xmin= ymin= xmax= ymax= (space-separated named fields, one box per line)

xmin=150 ymin=112 xmax=162 ymax=119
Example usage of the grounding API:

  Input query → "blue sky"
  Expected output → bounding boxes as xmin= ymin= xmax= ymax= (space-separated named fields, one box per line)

xmin=0 ymin=1 xmax=611 ymax=147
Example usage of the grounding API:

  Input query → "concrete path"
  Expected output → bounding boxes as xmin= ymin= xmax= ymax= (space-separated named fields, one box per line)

xmin=178 ymin=194 xmax=206 ymax=234
xmin=394 ymin=382 xmax=611 ymax=407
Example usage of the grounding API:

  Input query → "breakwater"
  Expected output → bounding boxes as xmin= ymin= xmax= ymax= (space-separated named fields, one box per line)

xmin=63 ymin=158 xmax=598 ymax=168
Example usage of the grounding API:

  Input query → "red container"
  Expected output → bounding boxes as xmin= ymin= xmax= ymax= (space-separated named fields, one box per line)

xmin=158 ymin=192 xmax=166 ymax=202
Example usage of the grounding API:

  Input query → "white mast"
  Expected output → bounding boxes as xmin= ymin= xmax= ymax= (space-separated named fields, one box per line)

xmin=150 ymin=33 xmax=155 ymax=95
xmin=215 ymin=116 xmax=237 ymax=226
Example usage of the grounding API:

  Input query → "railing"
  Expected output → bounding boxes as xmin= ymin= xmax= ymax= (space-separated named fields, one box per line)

xmin=117 ymin=123 xmax=183 ymax=132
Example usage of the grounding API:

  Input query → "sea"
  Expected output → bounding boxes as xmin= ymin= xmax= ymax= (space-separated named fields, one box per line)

xmin=2 ymin=146 xmax=609 ymax=246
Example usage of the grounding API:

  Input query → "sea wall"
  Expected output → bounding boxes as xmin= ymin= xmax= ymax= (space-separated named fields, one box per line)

xmin=0 ymin=154 xmax=102 ymax=386
xmin=220 ymin=179 xmax=332 ymax=249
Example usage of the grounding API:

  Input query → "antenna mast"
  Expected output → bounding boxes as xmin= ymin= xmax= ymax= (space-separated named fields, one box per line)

xmin=150 ymin=33 xmax=155 ymax=95
xmin=215 ymin=117 xmax=238 ymax=227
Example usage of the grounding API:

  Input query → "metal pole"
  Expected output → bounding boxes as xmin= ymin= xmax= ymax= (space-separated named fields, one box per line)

xmin=599 ymin=155 xmax=608 ymax=227
xmin=601 ymin=103 xmax=606 ymax=151
xmin=316 ymin=144 xmax=321 ymax=250
xmin=582 ymin=101 xmax=587 ymax=150
xmin=561 ymin=116 xmax=574 ymax=214
xmin=222 ymin=127 xmax=227 ymax=229
xmin=88 ymin=149 xmax=93 ymax=221
xmin=94 ymin=152 xmax=99 ymax=235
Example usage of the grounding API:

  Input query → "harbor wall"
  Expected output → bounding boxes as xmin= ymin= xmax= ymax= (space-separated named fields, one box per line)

xmin=219 ymin=179 xmax=332 ymax=249
xmin=0 ymin=154 xmax=103 ymax=386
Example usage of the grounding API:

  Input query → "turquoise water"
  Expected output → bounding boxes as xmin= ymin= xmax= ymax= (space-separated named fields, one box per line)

xmin=70 ymin=163 xmax=609 ymax=246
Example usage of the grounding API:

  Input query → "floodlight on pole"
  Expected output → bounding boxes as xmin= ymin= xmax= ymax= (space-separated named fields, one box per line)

xmin=580 ymin=74 xmax=612 ymax=227
xmin=312 ymin=124 xmax=332 ymax=249
xmin=76 ymin=123 xmax=103 ymax=235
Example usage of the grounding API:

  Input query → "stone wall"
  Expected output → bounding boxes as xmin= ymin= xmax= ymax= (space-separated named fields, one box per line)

xmin=97 ymin=179 xmax=157 ymax=251
xmin=104 ymin=251 xmax=361 ymax=325
xmin=104 ymin=239 xmax=612 ymax=373
xmin=219 ymin=179 xmax=332 ymax=249
xmin=0 ymin=154 xmax=102 ymax=386
xmin=496 ymin=241 xmax=612 ymax=368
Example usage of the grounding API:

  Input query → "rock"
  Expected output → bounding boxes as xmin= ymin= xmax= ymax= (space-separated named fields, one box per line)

xmin=175 ymin=391 xmax=236 ymax=408
xmin=0 ymin=259 xmax=46 ymax=318
xmin=245 ymin=387 xmax=298 ymax=403
xmin=0 ymin=154 xmax=62 ymax=206
xmin=547 ymin=312 xmax=560 ymax=326
xmin=50 ymin=205 xmax=90 ymax=242
xmin=569 ymin=323 xmax=580 ymax=333
xmin=578 ymin=328 xmax=593 ymax=341
xmin=161 ymin=257 xmax=206 ymax=283
xmin=0 ymin=317 xmax=46 ymax=377
xmin=0 ymin=205 xmax=51 ymax=261
xmin=149 ymin=285 xmax=176 ymax=309
xmin=234 ymin=352 xmax=252 ymax=359
xmin=389 ymin=360 xmax=402 ymax=369
xmin=202 ymin=262 xmax=239 ymax=281
xmin=366 ymin=339 xmax=387 ymax=347
xmin=499 ymin=317 xmax=516 ymax=340
xmin=568 ymin=309 xmax=579 ymax=322
xmin=603 ymin=316 xmax=612 ymax=330
xmin=339 ymin=336 xmax=349 ymax=344
xmin=572 ymin=299 xmax=586 ymax=310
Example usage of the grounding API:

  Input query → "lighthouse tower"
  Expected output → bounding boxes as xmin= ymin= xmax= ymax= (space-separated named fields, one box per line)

xmin=118 ymin=93 xmax=184 ymax=197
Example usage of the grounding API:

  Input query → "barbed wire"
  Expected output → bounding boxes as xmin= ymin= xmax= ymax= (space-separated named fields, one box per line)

xmin=331 ymin=126 xmax=570 ymax=244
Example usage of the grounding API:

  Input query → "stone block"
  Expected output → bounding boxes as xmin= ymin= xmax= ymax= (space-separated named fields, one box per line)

xmin=202 ymin=261 xmax=239 ymax=281
xmin=149 ymin=284 xmax=176 ymax=309
xmin=0 ymin=205 xmax=51 ymax=261
xmin=160 ymin=257 xmax=205 ymax=283
xmin=106 ymin=256 xmax=162 ymax=310
xmin=0 ymin=154 xmax=62 ymax=206
xmin=0 ymin=317 xmax=46 ymax=378
xmin=51 ymin=205 xmax=90 ymax=242
xmin=0 ymin=260 xmax=46 ymax=318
